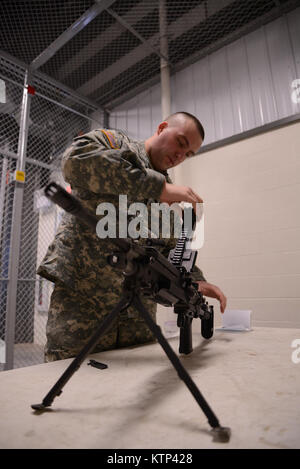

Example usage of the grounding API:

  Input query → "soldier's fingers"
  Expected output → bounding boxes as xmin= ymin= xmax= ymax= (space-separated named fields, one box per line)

xmin=192 ymin=191 xmax=203 ymax=204
xmin=220 ymin=294 xmax=227 ymax=313
xmin=187 ymin=188 xmax=203 ymax=204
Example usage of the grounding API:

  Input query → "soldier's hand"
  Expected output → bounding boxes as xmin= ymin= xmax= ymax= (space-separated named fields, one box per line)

xmin=160 ymin=182 xmax=203 ymax=213
xmin=197 ymin=281 xmax=227 ymax=313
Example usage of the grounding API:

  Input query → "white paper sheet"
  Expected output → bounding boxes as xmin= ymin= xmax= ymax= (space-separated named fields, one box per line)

xmin=220 ymin=309 xmax=252 ymax=332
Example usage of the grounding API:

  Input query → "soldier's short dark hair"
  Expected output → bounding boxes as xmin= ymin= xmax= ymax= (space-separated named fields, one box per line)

xmin=166 ymin=111 xmax=205 ymax=142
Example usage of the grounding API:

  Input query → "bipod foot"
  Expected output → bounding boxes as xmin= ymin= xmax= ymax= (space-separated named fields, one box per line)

xmin=31 ymin=403 xmax=52 ymax=413
xmin=211 ymin=426 xmax=231 ymax=443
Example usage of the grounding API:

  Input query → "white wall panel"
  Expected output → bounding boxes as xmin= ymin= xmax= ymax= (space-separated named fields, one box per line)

xmin=193 ymin=56 xmax=216 ymax=145
xmin=172 ymin=64 xmax=195 ymax=115
xmin=245 ymin=27 xmax=278 ymax=126
xmin=286 ymin=8 xmax=300 ymax=114
xmin=226 ymin=38 xmax=256 ymax=133
xmin=150 ymin=84 xmax=162 ymax=134
xmin=265 ymin=16 xmax=299 ymax=118
xmin=136 ymin=89 xmax=152 ymax=141
xmin=110 ymin=84 xmax=162 ymax=138
xmin=208 ymin=49 xmax=235 ymax=140
xmin=287 ymin=7 xmax=300 ymax=78
xmin=111 ymin=100 xmax=128 ymax=133
xmin=126 ymin=99 xmax=138 ymax=139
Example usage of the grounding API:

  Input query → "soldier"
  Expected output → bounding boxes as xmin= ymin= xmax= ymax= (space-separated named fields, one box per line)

xmin=38 ymin=111 xmax=227 ymax=362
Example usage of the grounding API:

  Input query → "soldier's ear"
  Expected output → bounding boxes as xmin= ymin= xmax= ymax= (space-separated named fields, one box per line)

xmin=157 ymin=121 xmax=168 ymax=135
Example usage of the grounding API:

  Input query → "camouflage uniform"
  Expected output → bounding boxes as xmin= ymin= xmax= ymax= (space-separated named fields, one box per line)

xmin=37 ymin=129 xmax=206 ymax=361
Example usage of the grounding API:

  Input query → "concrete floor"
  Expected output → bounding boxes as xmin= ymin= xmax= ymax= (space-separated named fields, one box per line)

xmin=0 ymin=327 xmax=299 ymax=449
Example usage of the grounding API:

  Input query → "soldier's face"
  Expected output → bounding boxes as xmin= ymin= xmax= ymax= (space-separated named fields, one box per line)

xmin=149 ymin=119 xmax=203 ymax=171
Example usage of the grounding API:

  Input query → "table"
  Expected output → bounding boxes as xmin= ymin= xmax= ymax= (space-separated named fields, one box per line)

xmin=0 ymin=327 xmax=300 ymax=449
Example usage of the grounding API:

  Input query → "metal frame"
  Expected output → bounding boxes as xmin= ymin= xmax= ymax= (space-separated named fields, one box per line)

xmin=0 ymin=147 xmax=54 ymax=171
xmin=0 ymin=49 xmax=105 ymax=113
xmin=0 ymin=68 xmax=104 ymax=126
xmin=4 ymin=70 xmax=32 ymax=370
xmin=30 ymin=0 xmax=116 ymax=71
xmin=106 ymin=6 xmax=171 ymax=66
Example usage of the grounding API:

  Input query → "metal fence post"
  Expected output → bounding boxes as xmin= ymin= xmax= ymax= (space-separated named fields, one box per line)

xmin=0 ymin=157 xmax=8 ymax=242
xmin=4 ymin=69 xmax=32 ymax=370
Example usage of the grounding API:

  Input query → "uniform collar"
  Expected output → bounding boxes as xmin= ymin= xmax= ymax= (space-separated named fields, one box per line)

xmin=139 ymin=140 xmax=170 ymax=180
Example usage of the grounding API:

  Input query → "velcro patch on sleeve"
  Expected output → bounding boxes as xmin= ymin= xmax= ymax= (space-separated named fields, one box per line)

xmin=101 ymin=130 xmax=119 ymax=149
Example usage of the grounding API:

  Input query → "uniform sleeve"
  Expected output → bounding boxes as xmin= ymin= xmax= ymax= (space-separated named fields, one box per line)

xmin=190 ymin=264 xmax=207 ymax=282
xmin=62 ymin=133 xmax=166 ymax=200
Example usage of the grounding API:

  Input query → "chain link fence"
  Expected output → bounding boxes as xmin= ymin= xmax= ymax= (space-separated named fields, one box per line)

xmin=0 ymin=55 xmax=104 ymax=370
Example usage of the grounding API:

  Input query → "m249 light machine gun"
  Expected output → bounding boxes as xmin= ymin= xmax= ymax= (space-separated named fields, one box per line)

xmin=31 ymin=182 xmax=231 ymax=443
xmin=167 ymin=205 xmax=214 ymax=354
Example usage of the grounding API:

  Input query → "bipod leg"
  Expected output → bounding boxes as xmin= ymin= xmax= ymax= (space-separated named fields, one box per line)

xmin=133 ymin=296 xmax=231 ymax=443
xmin=31 ymin=293 xmax=132 ymax=412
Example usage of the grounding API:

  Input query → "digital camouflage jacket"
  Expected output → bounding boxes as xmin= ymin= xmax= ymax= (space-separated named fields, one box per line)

xmin=37 ymin=128 xmax=206 ymax=297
